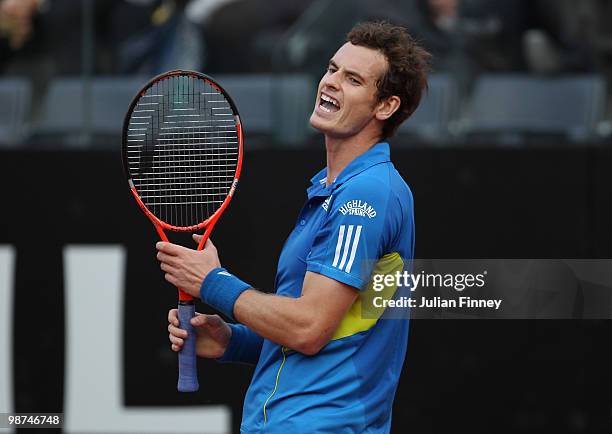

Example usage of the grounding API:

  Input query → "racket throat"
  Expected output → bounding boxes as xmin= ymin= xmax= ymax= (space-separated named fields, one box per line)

xmin=178 ymin=291 xmax=194 ymax=302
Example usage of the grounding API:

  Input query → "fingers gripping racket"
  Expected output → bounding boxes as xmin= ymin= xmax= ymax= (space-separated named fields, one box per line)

xmin=122 ymin=70 xmax=243 ymax=392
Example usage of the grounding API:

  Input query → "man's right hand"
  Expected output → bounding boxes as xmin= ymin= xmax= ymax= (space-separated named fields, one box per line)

xmin=168 ymin=309 xmax=231 ymax=359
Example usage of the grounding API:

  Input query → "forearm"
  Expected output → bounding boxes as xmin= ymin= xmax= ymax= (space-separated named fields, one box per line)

xmin=200 ymin=268 xmax=318 ymax=352
xmin=199 ymin=268 xmax=355 ymax=355
xmin=233 ymin=289 xmax=321 ymax=354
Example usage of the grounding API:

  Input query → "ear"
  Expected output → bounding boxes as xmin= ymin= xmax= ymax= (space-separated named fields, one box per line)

xmin=375 ymin=96 xmax=401 ymax=121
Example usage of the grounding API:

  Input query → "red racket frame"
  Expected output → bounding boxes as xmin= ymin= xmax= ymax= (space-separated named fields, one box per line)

xmin=123 ymin=70 xmax=244 ymax=302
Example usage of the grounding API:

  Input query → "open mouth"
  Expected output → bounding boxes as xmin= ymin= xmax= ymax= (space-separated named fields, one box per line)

xmin=319 ymin=93 xmax=340 ymax=113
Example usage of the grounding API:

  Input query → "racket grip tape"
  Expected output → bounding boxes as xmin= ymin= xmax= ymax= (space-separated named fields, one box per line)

xmin=177 ymin=301 xmax=199 ymax=392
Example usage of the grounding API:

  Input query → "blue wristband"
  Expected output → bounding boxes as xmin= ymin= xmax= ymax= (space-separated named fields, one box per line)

xmin=216 ymin=323 xmax=263 ymax=365
xmin=200 ymin=267 xmax=251 ymax=321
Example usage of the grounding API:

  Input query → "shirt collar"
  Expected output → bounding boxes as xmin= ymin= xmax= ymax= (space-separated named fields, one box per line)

xmin=307 ymin=142 xmax=391 ymax=199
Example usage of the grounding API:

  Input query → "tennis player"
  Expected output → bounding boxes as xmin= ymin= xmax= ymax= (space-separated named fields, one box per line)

xmin=157 ymin=21 xmax=430 ymax=433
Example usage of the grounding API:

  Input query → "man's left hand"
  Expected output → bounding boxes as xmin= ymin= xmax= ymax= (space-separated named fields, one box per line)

xmin=156 ymin=235 xmax=221 ymax=298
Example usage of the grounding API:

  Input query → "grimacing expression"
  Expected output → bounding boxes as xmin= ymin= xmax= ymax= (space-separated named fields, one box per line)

xmin=309 ymin=42 xmax=389 ymax=138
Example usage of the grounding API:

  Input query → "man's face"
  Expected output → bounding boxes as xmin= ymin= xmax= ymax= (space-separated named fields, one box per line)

xmin=309 ymin=42 xmax=388 ymax=139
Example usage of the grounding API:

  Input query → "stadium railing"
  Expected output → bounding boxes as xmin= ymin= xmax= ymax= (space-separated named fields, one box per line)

xmin=457 ymin=74 xmax=607 ymax=145
xmin=397 ymin=73 xmax=460 ymax=145
xmin=0 ymin=78 xmax=32 ymax=148
xmin=215 ymin=74 xmax=315 ymax=147
xmin=27 ymin=74 xmax=316 ymax=148
xmin=28 ymin=77 xmax=147 ymax=147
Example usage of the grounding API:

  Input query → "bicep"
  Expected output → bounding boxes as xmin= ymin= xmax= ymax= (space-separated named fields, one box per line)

xmin=300 ymin=271 xmax=359 ymax=338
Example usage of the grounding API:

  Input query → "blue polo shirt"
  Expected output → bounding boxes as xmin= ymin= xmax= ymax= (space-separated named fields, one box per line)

xmin=220 ymin=142 xmax=415 ymax=433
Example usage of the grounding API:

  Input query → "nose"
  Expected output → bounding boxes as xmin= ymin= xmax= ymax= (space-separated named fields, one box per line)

xmin=320 ymin=69 xmax=340 ymax=91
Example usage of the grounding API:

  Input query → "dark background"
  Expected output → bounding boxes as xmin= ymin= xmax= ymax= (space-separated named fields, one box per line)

xmin=1 ymin=146 xmax=611 ymax=433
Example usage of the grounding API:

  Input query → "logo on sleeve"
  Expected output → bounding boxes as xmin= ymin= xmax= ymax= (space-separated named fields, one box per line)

xmin=338 ymin=200 xmax=377 ymax=218
xmin=332 ymin=225 xmax=362 ymax=273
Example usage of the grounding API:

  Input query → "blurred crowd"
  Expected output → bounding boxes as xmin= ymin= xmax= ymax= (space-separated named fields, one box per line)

xmin=0 ymin=0 xmax=312 ymax=78
xmin=0 ymin=0 xmax=612 ymax=79
xmin=1 ymin=0 xmax=612 ymax=145
xmin=2 ymin=0 xmax=611 ymax=79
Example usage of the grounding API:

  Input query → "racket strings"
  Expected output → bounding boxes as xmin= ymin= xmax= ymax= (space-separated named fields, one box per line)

xmin=126 ymin=74 xmax=239 ymax=228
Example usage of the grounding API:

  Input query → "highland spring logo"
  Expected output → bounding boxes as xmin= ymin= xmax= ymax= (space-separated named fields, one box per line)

xmin=338 ymin=200 xmax=377 ymax=218
xmin=321 ymin=196 xmax=332 ymax=212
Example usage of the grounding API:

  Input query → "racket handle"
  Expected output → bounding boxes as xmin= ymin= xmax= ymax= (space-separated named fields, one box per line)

xmin=177 ymin=301 xmax=199 ymax=392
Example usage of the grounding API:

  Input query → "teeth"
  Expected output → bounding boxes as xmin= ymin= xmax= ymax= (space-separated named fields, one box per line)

xmin=319 ymin=103 xmax=331 ymax=113
xmin=321 ymin=93 xmax=339 ymax=107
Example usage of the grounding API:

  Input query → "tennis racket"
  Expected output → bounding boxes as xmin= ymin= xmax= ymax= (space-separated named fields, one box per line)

xmin=121 ymin=70 xmax=243 ymax=392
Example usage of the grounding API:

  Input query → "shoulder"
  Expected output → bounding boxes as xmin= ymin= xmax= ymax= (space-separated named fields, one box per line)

xmin=332 ymin=162 xmax=412 ymax=214
xmin=336 ymin=162 xmax=390 ymax=196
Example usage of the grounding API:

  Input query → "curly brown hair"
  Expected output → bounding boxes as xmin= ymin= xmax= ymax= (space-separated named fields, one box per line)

xmin=347 ymin=21 xmax=431 ymax=138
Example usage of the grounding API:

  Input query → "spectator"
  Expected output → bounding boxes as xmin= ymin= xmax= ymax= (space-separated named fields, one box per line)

xmin=0 ymin=0 xmax=39 ymax=51
xmin=0 ymin=0 xmax=41 ymax=72
xmin=200 ymin=0 xmax=312 ymax=73
xmin=0 ymin=0 xmax=206 ymax=77
xmin=406 ymin=0 xmax=526 ymax=92
xmin=523 ymin=0 xmax=595 ymax=75
xmin=0 ymin=0 xmax=120 ymax=77
xmin=272 ymin=0 xmax=403 ymax=76
xmin=111 ymin=0 xmax=205 ymax=74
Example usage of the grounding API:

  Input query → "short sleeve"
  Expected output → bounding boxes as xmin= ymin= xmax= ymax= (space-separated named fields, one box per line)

xmin=306 ymin=177 xmax=393 ymax=290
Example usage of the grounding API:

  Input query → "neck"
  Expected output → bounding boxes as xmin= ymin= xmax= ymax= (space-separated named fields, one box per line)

xmin=324 ymin=127 xmax=382 ymax=186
